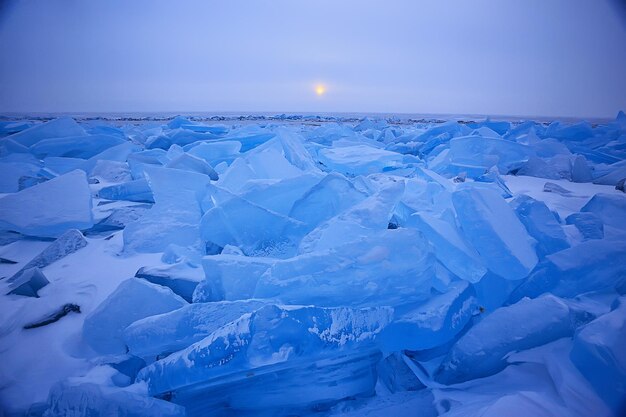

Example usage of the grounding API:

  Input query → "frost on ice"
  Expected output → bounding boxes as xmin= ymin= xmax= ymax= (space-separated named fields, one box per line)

xmin=1 ymin=114 xmax=626 ymax=417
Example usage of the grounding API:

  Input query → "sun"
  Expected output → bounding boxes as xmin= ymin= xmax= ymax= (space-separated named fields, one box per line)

xmin=315 ymin=84 xmax=327 ymax=96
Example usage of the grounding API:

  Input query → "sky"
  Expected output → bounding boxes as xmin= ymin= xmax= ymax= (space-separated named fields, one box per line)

xmin=0 ymin=0 xmax=625 ymax=118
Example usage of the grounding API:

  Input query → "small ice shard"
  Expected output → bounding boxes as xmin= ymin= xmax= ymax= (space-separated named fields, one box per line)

xmin=43 ymin=381 xmax=185 ymax=417
xmin=23 ymin=303 xmax=81 ymax=329
xmin=580 ymin=193 xmax=626 ymax=229
xmin=89 ymin=204 xmax=151 ymax=234
xmin=510 ymin=195 xmax=570 ymax=257
xmin=435 ymin=295 xmax=590 ymax=384
xmin=0 ymin=170 xmax=94 ymax=238
xmin=8 ymin=229 xmax=87 ymax=283
xmin=408 ymin=212 xmax=487 ymax=283
xmin=99 ymin=179 xmax=155 ymax=203
xmin=543 ymin=182 xmax=573 ymax=196
xmin=6 ymin=117 xmax=86 ymax=147
xmin=571 ymin=155 xmax=593 ymax=183
xmin=134 ymin=263 xmax=205 ymax=303
xmin=452 ymin=185 xmax=538 ymax=280
xmin=570 ymin=297 xmax=626 ymax=415
xmin=83 ymin=279 xmax=187 ymax=355
xmin=515 ymin=156 xmax=563 ymax=180
xmin=317 ymin=144 xmax=404 ymax=175
xmin=195 ymin=254 xmax=276 ymax=301
xmin=565 ymin=212 xmax=604 ymax=240
xmin=379 ymin=281 xmax=477 ymax=352
xmin=123 ymin=300 xmax=267 ymax=359
xmin=6 ymin=267 xmax=49 ymax=297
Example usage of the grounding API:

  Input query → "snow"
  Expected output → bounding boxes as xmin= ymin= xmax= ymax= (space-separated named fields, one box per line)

xmin=1 ymin=114 xmax=626 ymax=417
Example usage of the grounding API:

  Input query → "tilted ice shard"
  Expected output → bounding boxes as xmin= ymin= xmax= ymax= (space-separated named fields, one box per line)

xmin=7 ymin=117 xmax=86 ymax=147
xmin=407 ymin=212 xmax=486 ymax=283
xmin=134 ymin=262 xmax=205 ymax=303
xmin=195 ymin=254 xmax=276 ymax=301
xmin=256 ymin=228 xmax=434 ymax=307
xmin=580 ymin=193 xmax=626 ymax=229
xmin=452 ymin=185 xmax=537 ymax=280
xmin=0 ymin=170 xmax=93 ymax=238
xmin=435 ymin=294 xmax=592 ymax=384
xmin=510 ymin=195 xmax=570 ymax=257
xmin=289 ymin=172 xmax=368 ymax=230
xmin=123 ymin=300 xmax=267 ymax=359
xmin=570 ymin=297 xmax=626 ymax=415
xmin=124 ymin=166 xmax=211 ymax=253
xmin=83 ymin=279 xmax=187 ymax=355
xmin=317 ymin=144 xmax=404 ymax=176
xmin=378 ymin=281 xmax=477 ymax=352
xmin=136 ymin=305 xmax=392 ymax=398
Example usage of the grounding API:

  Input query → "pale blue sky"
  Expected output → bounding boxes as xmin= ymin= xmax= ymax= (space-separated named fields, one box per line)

xmin=0 ymin=0 xmax=625 ymax=118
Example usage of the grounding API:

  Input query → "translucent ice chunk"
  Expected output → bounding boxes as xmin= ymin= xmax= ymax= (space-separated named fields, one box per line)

xmin=30 ymin=134 xmax=126 ymax=159
xmin=565 ymin=212 xmax=604 ymax=240
xmin=6 ymin=267 xmax=49 ymax=297
xmin=436 ymin=295 xmax=587 ymax=384
xmin=510 ymin=195 xmax=570 ymax=257
xmin=83 ymin=279 xmax=187 ymax=355
xmin=317 ymin=144 xmax=404 ymax=176
xmin=195 ymin=254 xmax=276 ymax=301
xmin=452 ymin=185 xmax=538 ymax=280
xmin=165 ymin=153 xmax=219 ymax=180
xmin=136 ymin=305 xmax=391 ymax=395
xmin=379 ymin=281 xmax=477 ymax=352
xmin=408 ymin=212 xmax=486 ymax=283
xmin=580 ymin=193 xmax=626 ymax=229
xmin=238 ymin=173 xmax=321 ymax=216
xmin=256 ymin=229 xmax=434 ymax=307
xmin=7 ymin=117 xmax=86 ymax=147
xmin=98 ymin=179 xmax=154 ymax=203
xmin=123 ymin=300 xmax=267 ymax=359
xmin=0 ymin=170 xmax=93 ymax=238
xmin=570 ymin=297 xmax=626 ymax=415
xmin=124 ymin=166 xmax=211 ymax=253
xmin=289 ymin=172 xmax=368 ymax=230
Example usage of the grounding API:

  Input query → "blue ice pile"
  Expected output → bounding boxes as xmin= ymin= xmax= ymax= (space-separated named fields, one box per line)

xmin=1 ymin=113 xmax=626 ymax=417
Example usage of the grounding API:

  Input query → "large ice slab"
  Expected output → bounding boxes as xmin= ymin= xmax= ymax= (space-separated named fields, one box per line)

xmin=30 ymin=134 xmax=126 ymax=159
xmin=195 ymin=254 xmax=276 ymax=301
xmin=7 ymin=117 xmax=86 ymax=147
xmin=452 ymin=185 xmax=538 ymax=280
xmin=136 ymin=305 xmax=391 ymax=402
xmin=200 ymin=185 xmax=306 ymax=257
xmin=435 ymin=294 xmax=591 ymax=384
xmin=124 ymin=166 xmax=211 ymax=253
xmin=123 ymin=300 xmax=267 ymax=359
xmin=317 ymin=144 xmax=404 ymax=176
xmin=580 ymin=193 xmax=626 ymax=229
xmin=256 ymin=229 xmax=434 ymax=307
xmin=0 ymin=170 xmax=94 ymax=238
xmin=570 ymin=297 xmax=626 ymax=415
xmin=408 ymin=212 xmax=486 ymax=283
xmin=379 ymin=281 xmax=477 ymax=352
xmin=44 ymin=381 xmax=185 ymax=417
xmin=83 ymin=279 xmax=187 ymax=355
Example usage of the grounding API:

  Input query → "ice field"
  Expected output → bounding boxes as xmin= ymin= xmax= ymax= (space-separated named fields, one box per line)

xmin=0 ymin=113 xmax=625 ymax=416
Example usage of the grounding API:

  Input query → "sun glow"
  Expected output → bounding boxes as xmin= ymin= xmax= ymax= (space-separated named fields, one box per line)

xmin=315 ymin=84 xmax=327 ymax=96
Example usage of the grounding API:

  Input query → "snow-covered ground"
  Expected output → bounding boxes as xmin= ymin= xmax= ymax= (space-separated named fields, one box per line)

xmin=0 ymin=114 xmax=625 ymax=416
